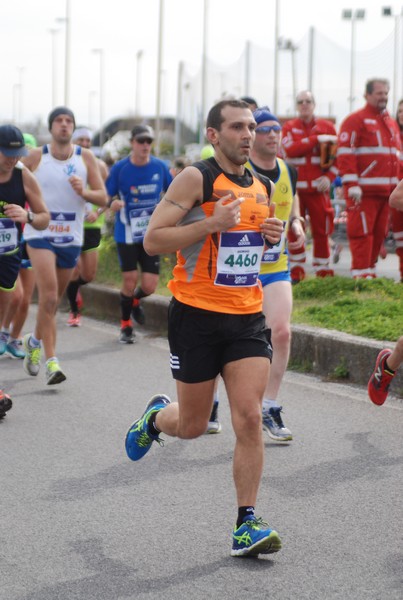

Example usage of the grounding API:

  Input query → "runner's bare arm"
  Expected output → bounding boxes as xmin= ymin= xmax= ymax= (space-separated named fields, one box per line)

xmin=144 ymin=166 xmax=245 ymax=255
xmin=77 ymin=149 xmax=107 ymax=207
xmin=3 ymin=167 xmax=50 ymax=230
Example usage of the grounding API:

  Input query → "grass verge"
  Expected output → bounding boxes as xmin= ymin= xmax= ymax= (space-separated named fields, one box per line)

xmin=96 ymin=236 xmax=402 ymax=342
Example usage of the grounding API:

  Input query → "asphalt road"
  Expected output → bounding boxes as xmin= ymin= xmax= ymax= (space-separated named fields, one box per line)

xmin=1 ymin=308 xmax=402 ymax=600
xmin=305 ymin=239 xmax=400 ymax=281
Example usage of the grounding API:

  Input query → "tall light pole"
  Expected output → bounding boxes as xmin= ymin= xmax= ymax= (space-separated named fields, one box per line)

xmin=48 ymin=28 xmax=60 ymax=107
xmin=135 ymin=49 xmax=143 ymax=116
xmin=12 ymin=84 xmax=21 ymax=125
xmin=199 ymin=0 xmax=209 ymax=144
xmin=342 ymin=8 xmax=366 ymax=113
xmin=382 ymin=6 xmax=401 ymax=113
xmin=88 ymin=90 xmax=97 ymax=129
xmin=273 ymin=0 xmax=280 ymax=112
xmin=244 ymin=40 xmax=251 ymax=96
xmin=278 ymin=37 xmax=298 ymax=102
xmin=307 ymin=26 xmax=315 ymax=92
xmin=16 ymin=67 xmax=24 ymax=124
xmin=155 ymin=0 xmax=164 ymax=156
xmin=92 ymin=49 xmax=105 ymax=146
xmin=175 ymin=61 xmax=184 ymax=156
xmin=57 ymin=0 xmax=71 ymax=106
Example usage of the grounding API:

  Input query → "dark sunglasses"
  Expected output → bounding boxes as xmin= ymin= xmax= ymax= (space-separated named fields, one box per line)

xmin=136 ymin=137 xmax=153 ymax=144
xmin=297 ymin=99 xmax=313 ymax=105
xmin=255 ymin=125 xmax=282 ymax=134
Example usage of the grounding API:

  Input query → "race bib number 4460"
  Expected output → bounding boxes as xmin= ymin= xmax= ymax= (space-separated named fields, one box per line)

xmin=215 ymin=231 xmax=264 ymax=287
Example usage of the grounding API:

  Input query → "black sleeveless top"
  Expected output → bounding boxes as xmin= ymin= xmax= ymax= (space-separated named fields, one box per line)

xmin=0 ymin=165 xmax=27 ymax=241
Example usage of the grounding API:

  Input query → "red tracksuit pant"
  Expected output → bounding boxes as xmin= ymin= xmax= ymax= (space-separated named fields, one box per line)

xmin=345 ymin=194 xmax=389 ymax=277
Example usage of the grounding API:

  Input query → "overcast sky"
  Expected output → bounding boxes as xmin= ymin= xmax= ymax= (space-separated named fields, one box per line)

xmin=0 ymin=0 xmax=399 ymax=130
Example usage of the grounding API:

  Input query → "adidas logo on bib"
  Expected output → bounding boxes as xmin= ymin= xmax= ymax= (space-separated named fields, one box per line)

xmin=238 ymin=234 xmax=251 ymax=246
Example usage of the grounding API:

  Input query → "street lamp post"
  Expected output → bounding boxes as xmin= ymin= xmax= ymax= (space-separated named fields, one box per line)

xmin=342 ymin=8 xmax=366 ymax=113
xmin=244 ymin=40 xmax=251 ymax=96
xmin=88 ymin=90 xmax=97 ymax=129
xmin=57 ymin=0 xmax=71 ymax=106
xmin=48 ymin=28 xmax=60 ymax=107
xmin=92 ymin=48 xmax=105 ymax=147
xmin=135 ymin=49 xmax=143 ymax=116
xmin=382 ymin=6 xmax=402 ymax=113
xmin=273 ymin=0 xmax=280 ymax=113
xmin=175 ymin=61 xmax=184 ymax=156
xmin=199 ymin=0 xmax=209 ymax=144
xmin=12 ymin=84 xmax=21 ymax=125
xmin=155 ymin=0 xmax=164 ymax=157
xmin=16 ymin=67 xmax=24 ymax=124
xmin=278 ymin=37 xmax=298 ymax=101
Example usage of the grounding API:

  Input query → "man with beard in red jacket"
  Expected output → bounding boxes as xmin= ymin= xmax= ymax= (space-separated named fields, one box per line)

xmin=337 ymin=79 xmax=400 ymax=278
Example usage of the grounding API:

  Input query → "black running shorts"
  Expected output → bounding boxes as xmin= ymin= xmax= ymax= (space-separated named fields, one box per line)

xmin=0 ymin=250 xmax=21 ymax=291
xmin=167 ymin=297 xmax=273 ymax=383
xmin=117 ymin=242 xmax=160 ymax=274
xmin=82 ymin=228 xmax=102 ymax=253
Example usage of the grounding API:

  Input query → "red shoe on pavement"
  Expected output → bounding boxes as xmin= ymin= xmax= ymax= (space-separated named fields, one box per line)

xmin=367 ymin=349 xmax=395 ymax=406
xmin=0 ymin=389 xmax=12 ymax=419
xmin=67 ymin=312 xmax=81 ymax=327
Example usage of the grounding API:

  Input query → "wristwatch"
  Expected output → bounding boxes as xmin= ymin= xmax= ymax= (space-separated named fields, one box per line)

xmin=26 ymin=210 xmax=34 ymax=224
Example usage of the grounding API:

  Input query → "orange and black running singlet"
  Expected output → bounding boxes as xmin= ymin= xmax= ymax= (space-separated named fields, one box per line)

xmin=168 ymin=158 xmax=272 ymax=314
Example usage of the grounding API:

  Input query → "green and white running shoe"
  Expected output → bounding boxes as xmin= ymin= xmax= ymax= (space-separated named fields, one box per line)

xmin=46 ymin=360 xmax=66 ymax=385
xmin=23 ymin=334 xmax=42 ymax=376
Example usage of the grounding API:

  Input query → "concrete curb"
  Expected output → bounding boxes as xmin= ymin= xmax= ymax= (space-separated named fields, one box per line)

xmin=74 ymin=283 xmax=403 ymax=397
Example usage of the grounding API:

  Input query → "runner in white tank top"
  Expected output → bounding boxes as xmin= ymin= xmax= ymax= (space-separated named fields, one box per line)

xmin=21 ymin=106 xmax=107 ymax=385
xmin=23 ymin=144 xmax=88 ymax=247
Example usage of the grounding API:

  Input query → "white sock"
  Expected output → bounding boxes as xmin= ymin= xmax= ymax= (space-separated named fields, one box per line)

xmin=262 ymin=398 xmax=280 ymax=411
xmin=29 ymin=334 xmax=41 ymax=348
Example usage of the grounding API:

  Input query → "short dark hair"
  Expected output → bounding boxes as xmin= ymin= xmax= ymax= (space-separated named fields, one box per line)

xmin=365 ymin=79 xmax=389 ymax=94
xmin=172 ymin=156 xmax=190 ymax=171
xmin=240 ymin=96 xmax=258 ymax=108
xmin=206 ymin=99 xmax=250 ymax=131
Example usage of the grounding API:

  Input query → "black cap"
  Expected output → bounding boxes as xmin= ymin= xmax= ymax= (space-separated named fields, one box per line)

xmin=130 ymin=125 xmax=155 ymax=140
xmin=0 ymin=125 xmax=28 ymax=157
xmin=48 ymin=106 xmax=76 ymax=131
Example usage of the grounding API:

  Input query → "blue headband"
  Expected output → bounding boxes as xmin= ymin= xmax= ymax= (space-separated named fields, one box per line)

xmin=253 ymin=106 xmax=280 ymax=125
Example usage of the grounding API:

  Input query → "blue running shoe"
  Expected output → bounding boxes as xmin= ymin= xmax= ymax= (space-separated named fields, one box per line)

xmin=6 ymin=339 xmax=25 ymax=359
xmin=125 ymin=394 xmax=171 ymax=461
xmin=0 ymin=331 xmax=8 ymax=355
xmin=231 ymin=516 xmax=282 ymax=557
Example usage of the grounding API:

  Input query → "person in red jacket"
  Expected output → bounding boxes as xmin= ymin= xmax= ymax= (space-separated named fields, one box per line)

xmin=391 ymin=99 xmax=403 ymax=282
xmin=281 ymin=90 xmax=338 ymax=282
xmin=337 ymin=79 xmax=400 ymax=278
